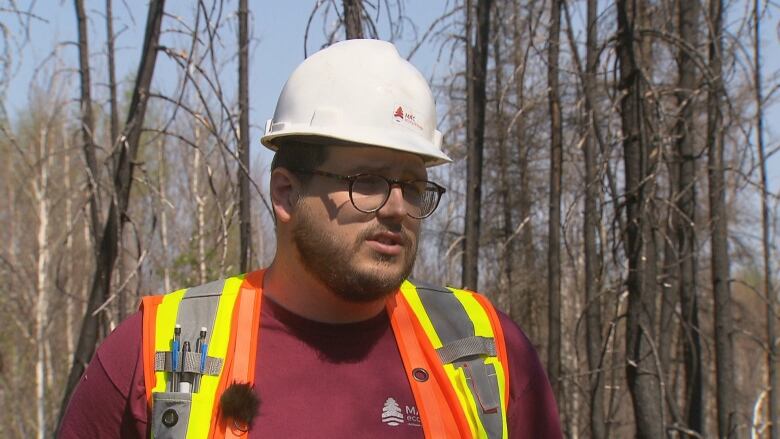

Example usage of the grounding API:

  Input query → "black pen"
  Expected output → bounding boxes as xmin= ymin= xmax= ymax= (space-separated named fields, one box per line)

xmin=179 ymin=341 xmax=193 ymax=393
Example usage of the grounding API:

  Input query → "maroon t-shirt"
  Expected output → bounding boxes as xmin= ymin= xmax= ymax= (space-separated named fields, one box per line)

xmin=59 ymin=296 xmax=561 ymax=438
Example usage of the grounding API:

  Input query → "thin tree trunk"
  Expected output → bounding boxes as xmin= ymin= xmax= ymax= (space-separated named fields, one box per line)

xmin=158 ymin=141 xmax=171 ymax=293
xmin=343 ymin=0 xmax=363 ymax=39
xmin=59 ymin=0 xmax=166 ymax=426
xmin=493 ymin=6 xmax=512 ymax=311
xmin=106 ymin=0 xmax=119 ymax=157
xmin=754 ymin=1 xmax=777 ymax=437
xmin=749 ymin=3 xmax=769 ymax=435
xmin=194 ymin=142 xmax=208 ymax=285
xmin=616 ymin=0 xmax=663 ymax=436
xmin=462 ymin=0 xmax=491 ymax=290
xmin=65 ymin=134 xmax=75 ymax=358
xmin=659 ymin=195 xmax=681 ymax=425
xmin=546 ymin=0 xmax=563 ymax=406
xmin=105 ymin=0 xmax=127 ymax=321
xmin=583 ymin=0 xmax=605 ymax=436
xmin=706 ymin=0 xmax=737 ymax=435
xmin=238 ymin=0 xmax=252 ymax=273
xmin=74 ymin=0 xmax=101 ymax=252
xmin=510 ymin=0 xmax=537 ymax=338
xmin=674 ymin=0 xmax=703 ymax=432
xmin=35 ymin=127 xmax=51 ymax=439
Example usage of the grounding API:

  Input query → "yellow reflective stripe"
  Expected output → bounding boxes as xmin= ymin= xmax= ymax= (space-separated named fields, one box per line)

xmin=153 ymin=289 xmax=186 ymax=394
xmin=399 ymin=281 xmax=444 ymax=349
xmin=444 ymin=363 xmax=481 ymax=438
xmin=186 ymin=275 xmax=245 ymax=438
xmin=450 ymin=288 xmax=493 ymax=338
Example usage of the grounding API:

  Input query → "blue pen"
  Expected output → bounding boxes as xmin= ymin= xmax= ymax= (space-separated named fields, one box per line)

xmin=171 ymin=324 xmax=181 ymax=392
xmin=194 ymin=327 xmax=207 ymax=392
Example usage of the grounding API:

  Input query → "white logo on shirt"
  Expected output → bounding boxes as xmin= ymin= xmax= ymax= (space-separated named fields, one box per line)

xmin=382 ymin=397 xmax=421 ymax=427
xmin=382 ymin=398 xmax=405 ymax=426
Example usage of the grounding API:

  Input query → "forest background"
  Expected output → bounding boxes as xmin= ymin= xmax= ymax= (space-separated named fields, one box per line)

xmin=1 ymin=0 xmax=779 ymax=438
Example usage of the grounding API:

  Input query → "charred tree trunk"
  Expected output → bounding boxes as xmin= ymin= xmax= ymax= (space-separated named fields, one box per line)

xmin=58 ymin=0 xmax=166 ymax=427
xmin=546 ymin=0 xmax=563 ymax=405
xmin=343 ymin=0 xmax=364 ymax=39
xmin=510 ymin=0 xmax=537 ymax=339
xmin=616 ymin=0 xmax=663 ymax=436
xmin=706 ymin=0 xmax=738 ymax=436
xmin=106 ymin=0 xmax=119 ymax=153
xmin=462 ymin=0 xmax=491 ymax=290
xmin=74 ymin=0 xmax=101 ymax=252
xmin=583 ymin=0 xmax=605 ymax=436
xmin=493 ymin=8 xmax=513 ymax=310
xmin=105 ymin=0 xmax=127 ymax=321
xmin=238 ymin=0 xmax=252 ymax=273
xmin=674 ymin=0 xmax=703 ymax=432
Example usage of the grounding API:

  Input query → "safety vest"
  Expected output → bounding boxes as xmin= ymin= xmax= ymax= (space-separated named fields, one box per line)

xmin=141 ymin=270 xmax=509 ymax=438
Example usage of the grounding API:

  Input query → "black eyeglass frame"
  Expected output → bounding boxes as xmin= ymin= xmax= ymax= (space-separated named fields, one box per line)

xmin=289 ymin=168 xmax=446 ymax=219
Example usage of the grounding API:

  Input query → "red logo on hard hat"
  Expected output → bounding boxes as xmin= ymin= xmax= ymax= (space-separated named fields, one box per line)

xmin=393 ymin=105 xmax=423 ymax=131
xmin=394 ymin=106 xmax=405 ymax=121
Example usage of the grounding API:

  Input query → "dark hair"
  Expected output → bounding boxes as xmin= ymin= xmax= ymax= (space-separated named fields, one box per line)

xmin=270 ymin=140 xmax=330 ymax=186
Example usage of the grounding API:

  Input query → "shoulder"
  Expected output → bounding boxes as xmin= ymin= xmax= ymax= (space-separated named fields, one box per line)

xmin=59 ymin=311 xmax=148 ymax=438
xmin=493 ymin=310 xmax=549 ymax=394
xmin=96 ymin=311 xmax=144 ymax=394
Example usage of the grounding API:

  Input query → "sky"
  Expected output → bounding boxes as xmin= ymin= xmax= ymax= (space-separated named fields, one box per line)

xmin=3 ymin=0 xmax=452 ymax=173
xmin=3 ymin=1 xmax=779 ymax=193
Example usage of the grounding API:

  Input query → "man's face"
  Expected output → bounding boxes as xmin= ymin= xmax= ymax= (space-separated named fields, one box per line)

xmin=290 ymin=145 xmax=426 ymax=303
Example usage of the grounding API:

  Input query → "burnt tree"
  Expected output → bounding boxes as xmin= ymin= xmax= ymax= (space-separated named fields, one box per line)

xmin=616 ymin=0 xmax=663 ymax=436
xmin=462 ymin=0 xmax=492 ymax=290
xmin=706 ymin=0 xmax=738 ymax=435
xmin=58 ymin=0 xmax=166 ymax=426
xmin=546 ymin=0 xmax=563 ymax=405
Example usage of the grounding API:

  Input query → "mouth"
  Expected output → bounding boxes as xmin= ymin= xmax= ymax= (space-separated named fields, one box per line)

xmin=365 ymin=231 xmax=405 ymax=256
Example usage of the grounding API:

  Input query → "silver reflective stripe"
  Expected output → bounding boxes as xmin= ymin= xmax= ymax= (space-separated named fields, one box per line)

xmin=413 ymin=280 xmax=475 ymax=344
xmin=436 ymin=336 xmax=496 ymax=364
xmin=463 ymin=359 xmax=503 ymax=437
xmin=177 ymin=278 xmax=225 ymax=347
xmin=154 ymin=351 xmax=223 ymax=376
xmin=409 ymin=279 xmax=505 ymax=439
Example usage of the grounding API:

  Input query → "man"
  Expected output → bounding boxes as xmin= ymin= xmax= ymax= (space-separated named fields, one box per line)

xmin=59 ymin=39 xmax=561 ymax=438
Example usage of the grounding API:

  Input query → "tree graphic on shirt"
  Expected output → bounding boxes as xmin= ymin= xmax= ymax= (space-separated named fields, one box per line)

xmin=381 ymin=398 xmax=405 ymax=426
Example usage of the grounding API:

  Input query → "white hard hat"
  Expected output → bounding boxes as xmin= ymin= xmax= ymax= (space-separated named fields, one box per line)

xmin=261 ymin=39 xmax=451 ymax=167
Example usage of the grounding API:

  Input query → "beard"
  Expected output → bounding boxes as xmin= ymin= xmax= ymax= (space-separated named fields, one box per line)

xmin=291 ymin=205 xmax=417 ymax=303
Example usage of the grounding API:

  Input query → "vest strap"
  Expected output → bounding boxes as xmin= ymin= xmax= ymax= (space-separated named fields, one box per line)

xmin=437 ymin=336 xmax=496 ymax=364
xmin=155 ymin=351 xmax=223 ymax=376
xmin=462 ymin=359 xmax=500 ymax=413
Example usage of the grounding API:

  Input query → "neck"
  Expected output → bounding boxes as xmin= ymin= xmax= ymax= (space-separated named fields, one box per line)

xmin=263 ymin=257 xmax=388 ymax=324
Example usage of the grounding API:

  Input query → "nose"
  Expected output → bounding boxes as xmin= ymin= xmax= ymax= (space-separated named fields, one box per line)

xmin=376 ymin=185 xmax=407 ymax=220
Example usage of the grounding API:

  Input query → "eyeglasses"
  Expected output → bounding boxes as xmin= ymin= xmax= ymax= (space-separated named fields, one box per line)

xmin=290 ymin=169 xmax=446 ymax=219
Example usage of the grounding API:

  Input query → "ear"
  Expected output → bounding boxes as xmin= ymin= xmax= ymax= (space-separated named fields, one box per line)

xmin=270 ymin=168 xmax=299 ymax=224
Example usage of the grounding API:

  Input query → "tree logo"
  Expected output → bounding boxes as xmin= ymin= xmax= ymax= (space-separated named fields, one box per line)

xmin=381 ymin=397 xmax=405 ymax=426
xmin=392 ymin=105 xmax=423 ymax=131
xmin=393 ymin=106 xmax=405 ymax=121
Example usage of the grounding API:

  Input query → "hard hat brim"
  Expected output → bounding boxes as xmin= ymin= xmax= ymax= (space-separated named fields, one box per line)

xmin=261 ymin=125 xmax=452 ymax=168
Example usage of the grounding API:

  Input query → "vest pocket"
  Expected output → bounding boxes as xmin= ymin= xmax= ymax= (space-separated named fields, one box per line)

xmin=152 ymin=392 xmax=193 ymax=438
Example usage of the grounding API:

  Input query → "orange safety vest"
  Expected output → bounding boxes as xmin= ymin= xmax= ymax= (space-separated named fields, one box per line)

xmin=141 ymin=270 xmax=509 ymax=438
